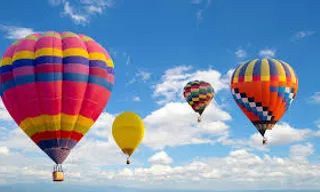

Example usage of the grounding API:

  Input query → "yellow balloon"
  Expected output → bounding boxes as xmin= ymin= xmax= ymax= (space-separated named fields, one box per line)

xmin=112 ymin=111 xmax=145 ymax=164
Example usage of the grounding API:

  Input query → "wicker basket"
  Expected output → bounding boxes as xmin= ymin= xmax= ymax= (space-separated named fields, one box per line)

xmin=53 ymin=171 xmax=64 ymax=182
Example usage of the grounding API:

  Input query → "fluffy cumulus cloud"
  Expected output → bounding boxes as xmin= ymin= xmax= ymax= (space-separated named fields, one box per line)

xmin=2 ymin=137 xmax=320 ymax=190
xmin=153 ymin=65 xmax=233 ymax=105
xmin=289 ymin=142 xmax=314 ymax=158
xmin=143 ymin=101 xmax=231 ymax=150
xmin=0 ymin=25 xmax=38 ymax=39
xmin=48 ymin=0 xmax=114 ymax=25
xmin=148 ymin=151 xmax=173 ymax=165
xmin=106 ymin=145 xmax=320 ymax=190
xmin=219 ymin=122 xmax=314 ymax=151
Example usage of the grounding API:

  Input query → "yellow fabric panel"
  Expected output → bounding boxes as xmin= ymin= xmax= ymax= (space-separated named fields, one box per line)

xmin=63 ymin=48 xmax=89 ymax=58
xmin=0 ymin=57 xmax=12 ymax=66
xmin=19 ymin=114 xmax=94 ymax=137
xmin=12 ymin=51 xmax=35 ymax=62
xmin=106 ymin=59 xmax=114 ymax=68
xmin=35 ymin=48 xmax=63 ymax=58
xmin=112 ymin=112 xmax=145 ymax=156
xmin=260 ymin=58 xmax=270 ymax=81
xmin=89 ymin=52 xmax=107 ymax=62
xmin=244 ymin=59 xmax=257 ymax=82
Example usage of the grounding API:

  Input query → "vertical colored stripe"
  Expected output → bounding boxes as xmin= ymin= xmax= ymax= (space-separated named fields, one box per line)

xmin=244 ymin=59 xmax=257 ymax=82
xmin=232 ymin=63 xmax=244 ymax=84
xmin=260 ymin=58 xmax=270 ymax=81
xmin=279 ymin=61 xmax=291 ymax=77
xmin=272 ymin=59 xmax=286 ymax=82
xmin=282 ymin=61 xmax=297 ymax=83
xmin=268 ymin=59 xmax=277 ymax=76
xmin=252 ymin=59 xmax=261 ymax=81
xmin=238 ymin=61 xmax=250 ymax=82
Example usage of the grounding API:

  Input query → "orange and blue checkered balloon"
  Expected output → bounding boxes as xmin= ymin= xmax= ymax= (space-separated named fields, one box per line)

xmin=230 ymin=58 xmax=298 ymax=137
xmin=183 ymin=80 xmax=215 ymax=116
xmin=0 ymin=31 xmax=114 ymax=164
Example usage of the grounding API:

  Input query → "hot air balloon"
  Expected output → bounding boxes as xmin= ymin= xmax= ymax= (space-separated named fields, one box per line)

xmin=0 ymin=31 xmax=115 ymax=181
xmin=112 ymin=112 xmax=144 ymax=165
xmin=183 ymin=80 xmax=215 ymax=122
xmin=230 ymin=58 xmax=298 ymax=145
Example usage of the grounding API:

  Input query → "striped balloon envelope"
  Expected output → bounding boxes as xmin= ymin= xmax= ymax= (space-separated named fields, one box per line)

xmin=230 ymin=58 xmax=298 ymax=144
xmin=183 ymin=80 xmax=215 ymax=122
xmin=0 ymin=31 xmax=114 ymax=176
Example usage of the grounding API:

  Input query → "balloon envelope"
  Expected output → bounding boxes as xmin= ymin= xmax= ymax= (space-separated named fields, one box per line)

xmin=0 ymin=31 xmax=115 ymax=164
xmin=230 ymin=58 xmax=298 ymax=137
xmin=183 ymin=80 xmax=215 ymax=116
xmin=112 ymin=111 xmax=144 ymax=157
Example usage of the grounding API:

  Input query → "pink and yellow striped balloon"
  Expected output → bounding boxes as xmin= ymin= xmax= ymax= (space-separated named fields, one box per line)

xmin=0 ymin=31 xmax=115 ymax=164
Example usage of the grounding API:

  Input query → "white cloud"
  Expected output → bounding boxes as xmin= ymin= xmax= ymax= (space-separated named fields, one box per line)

xmin=143 ymin=101 xmax=231 ymax=150
xmin=235 ymin=48 xmax=247 ymax=58
xmin=316 ymin=120 xmax=320 ymax=129
xmin=132 ymin=96 xmax=141 ymax=102
xmin=292 ymin=30 xmax=316 ymax=41
xmin=196 ymin=9 xmax=204 ymax=24
xmin=219 ymin=122 xmax=314 ymax=151
xmin=1 ymin=105 xmax=320 ymax=190
xmin=0 ymin=25 xmax=38 ymax=40
xmin=153 ymin=65 xmax=232 ymax=105
xmin=62 ymin=1 xmax=89 ymax=25
xmin=48 ymin=0 xmax=65 ymax=6
xmin=289 ymin=143 xmax=314 ymax=158
xmin=0 ymin=146 xmax=9 ymax=156
xmin=51 ymin=0 xmax=114 ymax=25
xmin=113 ymin=148 xmax=320 ymax=190
xmin=259 ymin=48 xmax=276 ymax=58
xmin=126 ymin=55 xmax=131 ymax=65
xmin=191 ymin=0 xmax=211 ymax=25
xmin=254 ymin=123 xmax=312 ymax=145
xmin=85 ymin=5 xmax=103 ymax=14
xmin=148 ymin=151 xmax=173 ymax=165
xmin=136 ymin=70 xmax=151 ymax=81
xmin=314 ymin=120 xmax=320 ymax=136
xmin=127 ymin=70 xmax=151 ymax=86
xmin=310 ymin=92 xmax=320 ymax=103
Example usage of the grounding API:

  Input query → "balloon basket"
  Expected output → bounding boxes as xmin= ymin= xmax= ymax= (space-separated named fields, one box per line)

xmin=53 ymin=164 xmax=64 ymax=182
xmin=53 ymin=171 xmax=64 ymax=182
xmin=126 ymin=156 xmax=131 ymax=165
xmin=262 ymin=137 xmax=268 ymax=145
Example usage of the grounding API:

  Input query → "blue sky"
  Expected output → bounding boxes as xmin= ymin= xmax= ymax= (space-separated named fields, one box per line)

xmin=0 ymin=0 xmax=320 ymax=191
